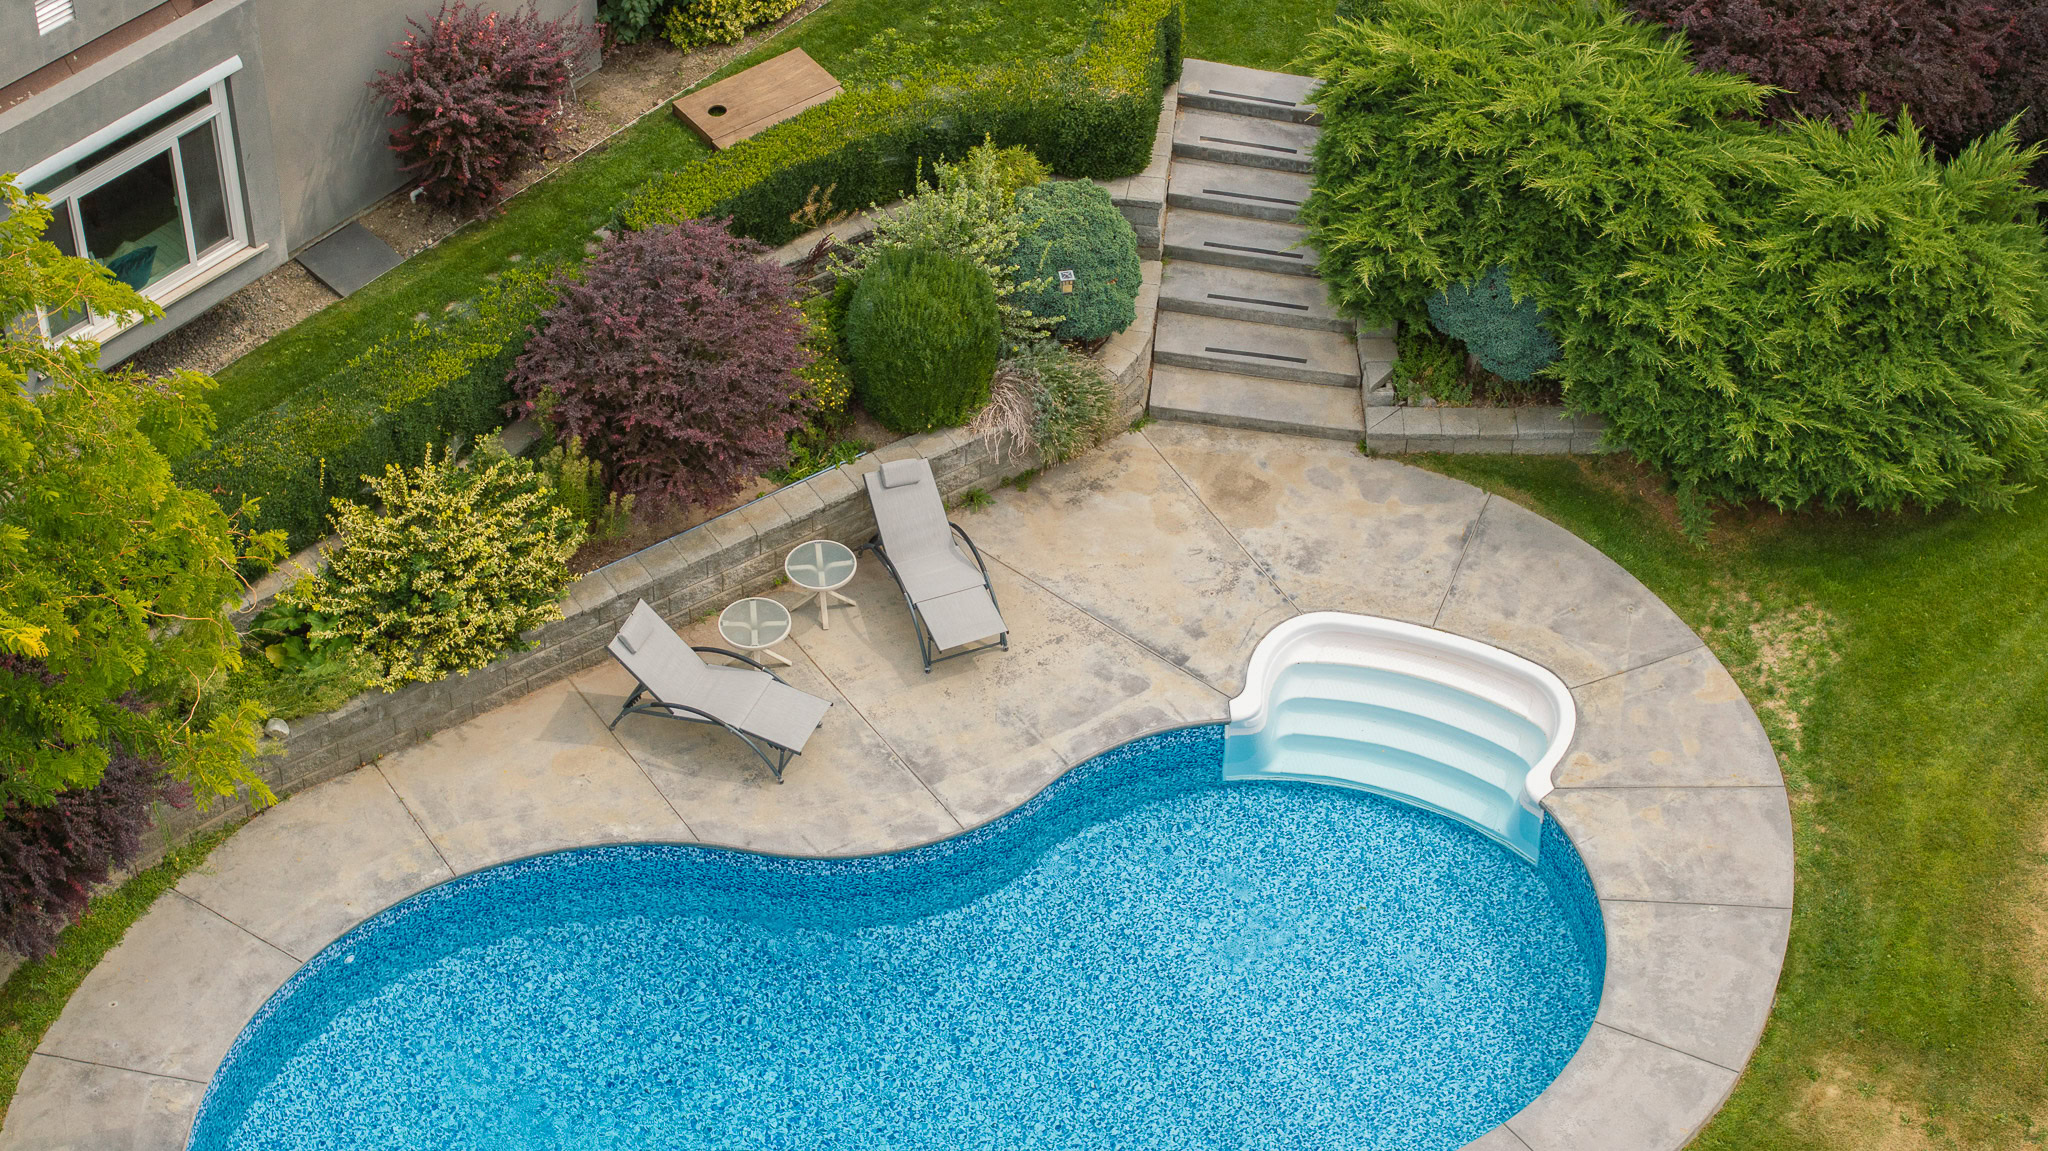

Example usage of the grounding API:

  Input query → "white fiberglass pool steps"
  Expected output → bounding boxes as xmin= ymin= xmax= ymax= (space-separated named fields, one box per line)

xmin=1147 ymin=59 xmax=1386 ymax=439
xmin=1225 ymin=613 xmax=1577 ymax=862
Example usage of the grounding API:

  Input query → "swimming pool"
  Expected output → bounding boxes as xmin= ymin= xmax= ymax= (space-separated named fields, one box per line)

xmin=189 ymin=726 xmax=1604 ymax=1151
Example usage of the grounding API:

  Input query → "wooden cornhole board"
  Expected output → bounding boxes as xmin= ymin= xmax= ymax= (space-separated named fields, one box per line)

xmin=672 ymin=49 xmax=843 ymax=150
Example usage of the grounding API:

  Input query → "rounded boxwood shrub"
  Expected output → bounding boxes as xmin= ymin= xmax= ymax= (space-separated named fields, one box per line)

xmin=845 ymin=248 xmax=1000 ymax=434
xmin=1425 ymin=267 xmax=1560 ymax=382
xmin=1008 ymin=180 xmax=1142 ymax=342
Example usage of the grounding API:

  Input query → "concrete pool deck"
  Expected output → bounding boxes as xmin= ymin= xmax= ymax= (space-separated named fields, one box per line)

xmin=1 ymin=423 xmax=1793 ymax=1151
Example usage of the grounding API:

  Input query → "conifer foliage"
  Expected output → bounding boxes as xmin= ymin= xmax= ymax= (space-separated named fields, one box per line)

xmin=510 ymin=220 xmax=815 ymax=510
xmin=371 ymin=3 xmax=595 ymax=213
xmin=1304 ymin=0 xmax=2048 ymax=522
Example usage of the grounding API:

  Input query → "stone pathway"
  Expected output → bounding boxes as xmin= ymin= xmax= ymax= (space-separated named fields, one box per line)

xmin=1149 ymin=60 xmax=1394 ymax=439
xmin=0 ymin=424 xmax=1791 ymax=1151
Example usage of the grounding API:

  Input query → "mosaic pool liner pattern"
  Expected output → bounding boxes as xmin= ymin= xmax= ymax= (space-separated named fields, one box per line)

xmin=190 ymin=726 xmax=1605 ymax=1151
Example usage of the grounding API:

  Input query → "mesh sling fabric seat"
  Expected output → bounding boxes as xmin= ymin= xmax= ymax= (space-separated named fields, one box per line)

xmin=861 ymin=457 xmax=1009 ymax=672
xmin=606 ymin=600 xmax=831 ymax=781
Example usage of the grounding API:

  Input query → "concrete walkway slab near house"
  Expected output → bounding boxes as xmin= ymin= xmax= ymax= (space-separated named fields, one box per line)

xmin=0 ymin=423 xmax=1792 ymax=1151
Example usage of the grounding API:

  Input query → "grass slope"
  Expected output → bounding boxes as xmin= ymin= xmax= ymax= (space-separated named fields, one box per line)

xmin=1423 ymin=454 xmax=2048 ymax=1151
xmin=203 ymin=0 xmax=1331 ymax=435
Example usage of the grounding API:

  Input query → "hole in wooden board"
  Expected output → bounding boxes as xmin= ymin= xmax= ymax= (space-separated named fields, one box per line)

xmin=707 ymin=105 xmax=728 ymax=116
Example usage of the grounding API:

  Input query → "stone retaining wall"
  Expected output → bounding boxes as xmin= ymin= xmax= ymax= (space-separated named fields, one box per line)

xmin=150 ymin=263 xmax=1161 ymax=855
xmin=1365 ymin=404 xmax=1612 ymax=455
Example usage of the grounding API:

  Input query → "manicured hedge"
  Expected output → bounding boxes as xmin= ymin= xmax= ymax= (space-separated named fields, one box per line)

xmin=1304 ymin=0 xmax=2048 ymax=522
xmin=621 ymin=0 xmax=1183 ymax=245
xmin=178 ymin=268 xmax=557 ymax=549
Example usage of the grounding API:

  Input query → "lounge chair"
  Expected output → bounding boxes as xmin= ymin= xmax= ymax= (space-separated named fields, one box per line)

xmin=860 ymin=457 xmax=1009 ymax=672
xmin=605 ymin=600 xmax=831 ymax=782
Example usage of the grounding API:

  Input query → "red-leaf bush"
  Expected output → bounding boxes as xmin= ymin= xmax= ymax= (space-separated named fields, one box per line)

xmin=0 ymin=731 xmax=189 ymax=958
xmin=1633 ymin=0 xmax=2048 ymax=166
xmin=370 ymin=3 xmax=596 ymax=213
xmin=509 ymin=220 xmax=814 ymax=510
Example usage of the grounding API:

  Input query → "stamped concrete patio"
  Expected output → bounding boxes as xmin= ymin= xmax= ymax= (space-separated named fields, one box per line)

xmin=1 ymin=423 xmax=1793 ymax=1151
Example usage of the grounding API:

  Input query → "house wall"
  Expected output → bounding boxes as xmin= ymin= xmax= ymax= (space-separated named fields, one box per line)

xmin=0 ymin=0 xmax=597 ymax=365
xmin=0 ymin=0 xmax=288 ymax=363
xmin=248 ymin=0 xmax=594 ymax=254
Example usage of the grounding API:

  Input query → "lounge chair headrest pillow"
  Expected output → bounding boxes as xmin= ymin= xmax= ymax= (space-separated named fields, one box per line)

xmin=616 ymin=601 xmax=665 ymax=655
xmin=879 ymin=459 xmax=926 ymax=489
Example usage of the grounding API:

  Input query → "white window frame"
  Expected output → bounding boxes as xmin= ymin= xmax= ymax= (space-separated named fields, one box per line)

xmin=20 ymin=61 xmax=253 ymax=342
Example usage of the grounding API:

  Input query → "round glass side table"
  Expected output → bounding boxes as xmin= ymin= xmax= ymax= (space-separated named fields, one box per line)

xmin=784 ymin=539 xmax=859 ymax=629
xmin=716 ymin=597 xmax=794 ymax=667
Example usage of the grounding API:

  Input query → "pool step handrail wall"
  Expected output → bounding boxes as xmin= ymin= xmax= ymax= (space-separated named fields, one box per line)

xmin=1224 ymin=612 xmax=1577 ymax=861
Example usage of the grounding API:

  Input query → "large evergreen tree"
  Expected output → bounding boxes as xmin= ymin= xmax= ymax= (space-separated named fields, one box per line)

xmin=0 ymin=181 xmax=283 ymax=807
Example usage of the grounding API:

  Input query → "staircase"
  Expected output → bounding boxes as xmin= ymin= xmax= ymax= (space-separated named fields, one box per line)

xmin=1149 ymin=60 xmax=1395 ymax=440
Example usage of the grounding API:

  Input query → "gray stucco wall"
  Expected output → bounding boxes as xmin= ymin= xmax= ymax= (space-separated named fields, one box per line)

xmin=0 ymin=0 xmax=290 ymax=364
xmin=249 ymin=0 xmax=593 ymax=252
xmin=2 ymin=0 xmax=595 ymax=363
xmin=1 ymin=0 xmax=165 ymax=87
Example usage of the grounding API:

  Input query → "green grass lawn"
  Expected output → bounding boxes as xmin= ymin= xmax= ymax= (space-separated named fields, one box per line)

xmin=203 ymin=0 xmax=1334 ymax=435
xmin=1422 ymin=454 xmax=2048 ymax=1151
xmin=0 ymin=825 xmax=240 ymax=1123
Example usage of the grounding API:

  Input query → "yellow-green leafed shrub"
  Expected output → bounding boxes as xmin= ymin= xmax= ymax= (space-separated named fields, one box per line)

xmin=282 ymin=448 xmax=585 ymax=689
xmin=662 ymin=0 xmax=804 ymax=49
xmin=177 ymin=266 xmax=558 ymax=550
xmin=621 ymin=0 xmax=1182 ymax=246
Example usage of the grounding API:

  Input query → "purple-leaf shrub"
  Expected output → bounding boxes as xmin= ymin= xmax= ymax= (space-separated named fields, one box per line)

xmin=510 ymin=220 xmax=815 ymax=511
xmin=0 ymin=741 xmax=189 ymax=958
xmin=370 ymin=2 xmax=596 ymax=213
xmin=1633 ymin=0 xmax=2048 ymax=167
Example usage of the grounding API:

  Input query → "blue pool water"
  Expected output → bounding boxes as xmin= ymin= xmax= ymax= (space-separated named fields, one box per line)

xmin=190 ymin=727 xmax=1604 ymax=1151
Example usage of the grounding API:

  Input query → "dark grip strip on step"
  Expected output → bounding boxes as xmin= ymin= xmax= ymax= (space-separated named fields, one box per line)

xmin=1203 ymin=241 xmax=1305 ymax=259
xmin=1206 ymin=346 xmax=1310 ymax=363
xmin=1207 ymin=292 xmax=1310 ymax=311
xmin=1202 ymin=188 xmax=1304 ymax=206
xmin=1198 ymin=135 xmax=1299 ymax=154
xmin=1210 ymin=88 xmax=1301 ymax=108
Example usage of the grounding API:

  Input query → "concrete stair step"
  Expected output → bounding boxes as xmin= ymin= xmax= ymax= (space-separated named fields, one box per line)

xmin=1159 ymin=262 xmax=1347 ymax=333
xmin=1150 ymin=365 xmax=1363 ymax=440
xmin=1153 ymin=312 xmax=1360 ymax=387
xmin=1179 ymin=59 xmax=1321 ymax=124
xmin=1172 ymin=109 xmax=1318 ymax=173
xmin=1167 ymin=159 xmax=1312 ymax=222
xmin=1163 ymin=209 xmax=1316 ymax=277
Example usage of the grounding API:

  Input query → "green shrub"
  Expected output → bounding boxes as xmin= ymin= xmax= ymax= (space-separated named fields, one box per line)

xmin=830 ymin=141 xmax=1053 ymax=347
xmin=1302 ymin=0 xmax=2048 ymax=520
xmin=661 ymin=0 xmax=803 ymax=49
xmin=1388 ymin=328 xmax=1471 ymax=405
xmin=478 ymin=431 xmax=636 ymax=542
xmin=1009 ymin=179 xmax=1143 ymax=341
xmin=281 ymin=448 xmax=584 ymax=689
xmin=1425 ymin=267 xmax=1559 ymax=382
xmin=845 ymin=248 xmax=1001 ymax=433
xmin=177 ymin=267 xmax=557 ymax=550
xmin=621 ymin=0 xmax=1183 ymax=246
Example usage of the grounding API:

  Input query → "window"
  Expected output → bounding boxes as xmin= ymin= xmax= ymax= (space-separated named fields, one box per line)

xmin=23 ymin=78 xmax=248 ymax=340
xmin=34 ymin=0 xmax=74 ymax=35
